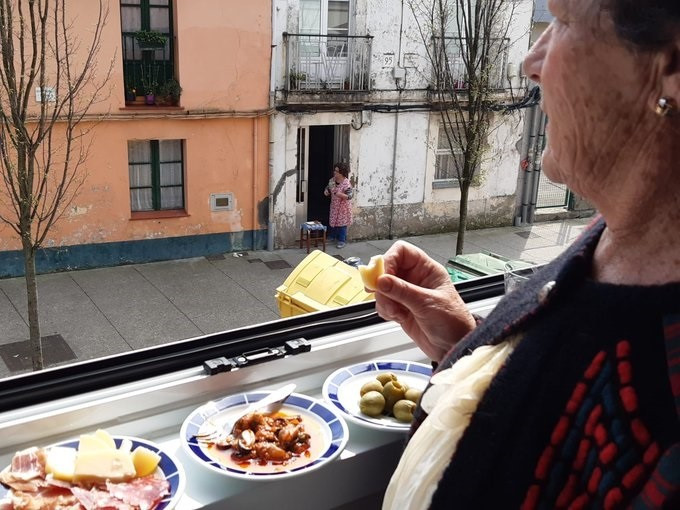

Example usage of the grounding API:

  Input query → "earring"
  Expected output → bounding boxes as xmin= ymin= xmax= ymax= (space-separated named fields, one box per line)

xmin=655 ymin=96 xmax=677 ymax=116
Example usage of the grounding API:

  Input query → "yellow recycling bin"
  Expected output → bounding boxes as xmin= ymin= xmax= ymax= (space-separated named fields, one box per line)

xmin=276 ymin=250 xmax=374 ymax=317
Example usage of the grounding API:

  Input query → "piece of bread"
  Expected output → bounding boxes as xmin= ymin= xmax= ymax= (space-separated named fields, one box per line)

xmin=358 ymin=255 xmax=385 ymax=291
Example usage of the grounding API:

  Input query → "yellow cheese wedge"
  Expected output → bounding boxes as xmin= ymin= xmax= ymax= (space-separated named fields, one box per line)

xmin=78 ymin=433 xmax=111 ymax=453
xmin=132 ymin=446 xmax=161 ymax=477
xmin=73 ymin=449 xmax=136 ymax=483
xmin=45 ymin=446 xmax=77 ymax=482
xmin=94 ymin=428 xmax=117 ymax=450
xmin=358 ymin=255 xmax=385 ymax=291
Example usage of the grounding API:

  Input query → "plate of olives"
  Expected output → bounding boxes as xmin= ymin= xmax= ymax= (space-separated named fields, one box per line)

xmin=322 ymin=360 xmax=432 ymax=431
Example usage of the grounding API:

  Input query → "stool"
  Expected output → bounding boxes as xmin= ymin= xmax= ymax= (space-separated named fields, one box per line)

xmin=300 ymin=221 xmax=327 ymax=253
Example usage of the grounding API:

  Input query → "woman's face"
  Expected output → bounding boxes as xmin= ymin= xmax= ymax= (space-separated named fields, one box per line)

xmin=522 ymin=0 xmax=658 ymax=197
xmin=333 ymin=168 xmax=343 ymax=183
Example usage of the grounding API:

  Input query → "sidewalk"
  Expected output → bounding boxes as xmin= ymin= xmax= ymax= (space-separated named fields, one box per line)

xmin=0 ymin=217 xmax=592 ymax=377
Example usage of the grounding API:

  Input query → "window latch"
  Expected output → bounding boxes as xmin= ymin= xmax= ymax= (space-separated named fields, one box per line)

xmin=202 ymin=338 xmax=311 ymax=375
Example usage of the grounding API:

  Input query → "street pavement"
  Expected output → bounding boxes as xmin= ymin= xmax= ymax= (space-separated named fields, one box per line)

xmin=0 ymin=217 xmax=593 ymax=377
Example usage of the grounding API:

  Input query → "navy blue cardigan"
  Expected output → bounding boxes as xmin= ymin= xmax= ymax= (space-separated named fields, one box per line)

xmin=412 ymin=218 xmax=680 ymax=509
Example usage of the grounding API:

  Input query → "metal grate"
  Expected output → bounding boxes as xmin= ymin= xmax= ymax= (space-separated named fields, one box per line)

xmin=264 ymin=260 xmax=292 ymax=270
xmin=0 ymin=334 xmax=76 ymax=373
xmin=535 ymin=174 xmax=569 ymax=208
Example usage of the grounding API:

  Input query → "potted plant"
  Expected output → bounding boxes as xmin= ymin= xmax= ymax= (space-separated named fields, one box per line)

xmin=141 ymin=66 xmax=159 ymax=105
xmin=289 ymin=68 xmax=307 ymax=90
xmin=134 ymin=30 xmax=168 ymax=50
xmin=125 ymin=86 xmax=137 ymax=103
xmin=158 ymin=78 xmax=182 ymax=106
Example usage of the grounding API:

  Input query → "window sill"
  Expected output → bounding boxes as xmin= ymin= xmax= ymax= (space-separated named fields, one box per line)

xmin=120 ymin=104 xmax=185 ymax=112
xmin=130 ymin=210 xmax=188 ymax=220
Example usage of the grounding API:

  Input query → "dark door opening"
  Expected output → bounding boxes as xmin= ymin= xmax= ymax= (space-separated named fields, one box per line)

xmin=306 ymin=124 xmax=350 ymax=226
xmin=306 ymin=126 xmax=335 ymax=225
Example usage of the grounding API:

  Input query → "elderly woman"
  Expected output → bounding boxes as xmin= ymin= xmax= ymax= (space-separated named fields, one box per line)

xmin=376 ymin=1 xmax=680 ymax=509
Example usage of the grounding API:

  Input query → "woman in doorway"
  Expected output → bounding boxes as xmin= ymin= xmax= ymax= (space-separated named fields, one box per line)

xmin=324 ymin=162 xmax=353 ymax=249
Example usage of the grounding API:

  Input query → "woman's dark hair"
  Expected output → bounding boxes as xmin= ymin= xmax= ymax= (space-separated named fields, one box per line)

xmin=334 ymin=162 xmax=349 ymax=178
xmin=607 ymin=0 xmax=680 ymax=49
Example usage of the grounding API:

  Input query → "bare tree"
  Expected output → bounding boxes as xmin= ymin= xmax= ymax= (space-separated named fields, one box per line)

xmin=0 ymin=0 xmax=112 ymax=370
xmin=409 ymin=0 xmax=521 ymax=254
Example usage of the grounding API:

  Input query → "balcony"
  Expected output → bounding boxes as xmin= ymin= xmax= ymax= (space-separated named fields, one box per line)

xmin=283 ymin=33 xmax=372 ymax=93
xmin=432 ymin=36 xmax=509 ymax=91
xmin=121 ymin=33 xmax=175 ymax=104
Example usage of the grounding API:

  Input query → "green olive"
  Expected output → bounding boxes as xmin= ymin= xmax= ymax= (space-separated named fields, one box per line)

xmin=360 ymin=379 xmax=383 ymax=396
xmin=376 ymin=372 xmax=397 ymax=386
xmin=359 ymin=390 xmax=386 ymax=417
xmin=393 ymin=399 xmax=417 ymax=423
xmin=404 ymin=388 xmax=422 ymax=404
xmin=382 ymin=380 xmax=406 ymax=414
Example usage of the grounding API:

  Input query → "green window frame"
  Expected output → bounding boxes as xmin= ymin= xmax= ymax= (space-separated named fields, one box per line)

xmin=120 ymin=0 xmax=175 ymax=98
xmin=128 ymin=140 xmax=185 ymax=212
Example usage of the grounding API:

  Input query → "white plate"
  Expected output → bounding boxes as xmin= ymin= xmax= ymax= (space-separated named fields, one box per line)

xmin=322 ymin=359 xmax=432 ymax=432
xmin=0 ymin=436 xmax=185 ymax=510
xmin=180 ymin=391 xmax=348 ymax=481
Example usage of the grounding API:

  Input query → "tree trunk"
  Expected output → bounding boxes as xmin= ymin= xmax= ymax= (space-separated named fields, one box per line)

xmin=456 ymin=182 xmax=470 ymax=255
xmin=22 ymin=241 xmax=43 ymax=371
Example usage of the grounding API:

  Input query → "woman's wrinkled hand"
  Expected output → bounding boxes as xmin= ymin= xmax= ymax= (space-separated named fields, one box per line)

xmin=373 ymin=241 xmax=476 ymax=363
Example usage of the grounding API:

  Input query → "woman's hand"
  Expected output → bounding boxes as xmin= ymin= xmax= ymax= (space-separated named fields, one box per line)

xmin=373 ymin=241 xmax=476 ymax=363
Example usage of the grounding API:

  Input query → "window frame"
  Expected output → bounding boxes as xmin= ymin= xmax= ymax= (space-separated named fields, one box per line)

xmin=128 ymin=139 xmax=185 ymax=213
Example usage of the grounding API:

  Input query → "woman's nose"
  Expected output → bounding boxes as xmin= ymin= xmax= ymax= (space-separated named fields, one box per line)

xmin=522 ymin=24 xmax=551 ymax=84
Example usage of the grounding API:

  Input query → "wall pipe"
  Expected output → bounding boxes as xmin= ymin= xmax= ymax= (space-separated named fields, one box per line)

xmin=267 ymin=0 xmax=278 ymax=251
xmin=519 ymin=104 xmax=542 ymax=224
xmin=514 ymin=103 xmax=536 ymax=225
xmin=527 ymin=111 xmax=547 ymax=224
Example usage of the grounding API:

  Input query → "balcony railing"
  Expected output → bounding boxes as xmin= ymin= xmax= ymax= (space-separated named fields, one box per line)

xmin=283 ymin=33 xmax=372 ymax=92
xmin=121 ymin=33 xmax=174 ymax=100
xmin=433 ymin=36 xmax=509 ymax=91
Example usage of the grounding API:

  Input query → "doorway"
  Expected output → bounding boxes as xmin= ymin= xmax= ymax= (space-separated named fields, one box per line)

xmin=295 ymin=125 xmax=349 ymax=227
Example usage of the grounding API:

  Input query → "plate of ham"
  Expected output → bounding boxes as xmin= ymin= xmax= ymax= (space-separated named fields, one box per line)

xmin=0 ymin=430 xmax=184 ymax=510
xmin=181 ymin=391 xmax=348 ymax=481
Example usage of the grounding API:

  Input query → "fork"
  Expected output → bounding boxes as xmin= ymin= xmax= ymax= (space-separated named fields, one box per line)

xmin=195 ymin=383 xmax=296 ymax=444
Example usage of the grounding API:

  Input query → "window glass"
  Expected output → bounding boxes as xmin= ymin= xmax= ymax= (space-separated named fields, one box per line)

xmin=129 ymin=140 xmax=184 ymax=212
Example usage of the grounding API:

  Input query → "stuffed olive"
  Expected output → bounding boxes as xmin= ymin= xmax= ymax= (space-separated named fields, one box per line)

xmin=393 ymin=399 xmax=417 ymax=423
xmin=382 ymin=380 xmax=406 ymax=413
xmin=376 ymin=372 xmax=397 ymax=386
xmin=360 ymin=379 xmax=383 ymax=396
xmin=359 ymin=390 xmax=386 ymax=417
xmin=404 ymin=388 xmax=422 ymax=404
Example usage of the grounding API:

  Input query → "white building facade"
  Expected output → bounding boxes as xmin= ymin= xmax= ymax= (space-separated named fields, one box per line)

xmin=269 ymin=0 xmax=534 ymax=248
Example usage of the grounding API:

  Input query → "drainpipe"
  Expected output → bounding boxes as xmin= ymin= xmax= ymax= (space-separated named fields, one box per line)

xmin=388 ymin=0 xmax=405 ymax=240
xmin=518 ymin=103 xmax=541 ymax=224
xmin=527 ymin=111 xmax=547 ymax=224
xmin=267 ymin=1 xmax=278 ymax=251
xmin=514 ymin=101 xmax=536 ymax=225
xmin=388 ymin=92 xmax=401 ymax=240
xmin=253 ymin=117 xmax=259 ymax=242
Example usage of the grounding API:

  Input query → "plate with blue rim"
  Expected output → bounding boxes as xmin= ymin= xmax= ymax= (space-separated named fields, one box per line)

xmin=180 ymin=391 xmax=348 ymax=481
xmin=0 ymin=435 xmax=185 ymax=509
xmin=322 ymin=359 xmax=432 ymax=432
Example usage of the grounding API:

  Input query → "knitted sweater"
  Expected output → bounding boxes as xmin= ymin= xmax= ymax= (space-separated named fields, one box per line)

xmin=414 ymin=217 xmax=680 ymax=509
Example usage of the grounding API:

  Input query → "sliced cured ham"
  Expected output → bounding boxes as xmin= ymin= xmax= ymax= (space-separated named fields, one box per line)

xmin=107 ymin=476 xmax=170 ymax=510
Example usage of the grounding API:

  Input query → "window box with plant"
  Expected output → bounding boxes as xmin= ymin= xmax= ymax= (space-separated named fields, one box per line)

xmin=134 ymin=29 xmax=168 ymax=50
xmin=157 ymin=78 xmax=182 ymax=106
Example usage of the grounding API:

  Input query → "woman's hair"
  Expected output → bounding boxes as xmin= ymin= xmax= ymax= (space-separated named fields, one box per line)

xmin=334 ymin=162 xmax=350 ymax=178
xmin=607 ymin=0 xmax=680 ymax=49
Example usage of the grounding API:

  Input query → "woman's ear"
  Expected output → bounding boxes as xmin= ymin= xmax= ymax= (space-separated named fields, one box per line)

xmin=658 ymin=38 xmax=680 ymax=110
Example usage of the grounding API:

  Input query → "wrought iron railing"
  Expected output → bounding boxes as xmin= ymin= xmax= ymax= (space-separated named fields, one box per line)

xmin=121 ymin=33 xmax=174 ymax=100
xmin=432 ymin=36 xmax=509 ymax=91
xmin=283 ymin=33 xmax=372 ymax=92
